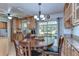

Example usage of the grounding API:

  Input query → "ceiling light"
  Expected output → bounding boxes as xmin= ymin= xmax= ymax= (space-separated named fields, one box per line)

xmin=40 ymin=15 xmax=44 ymax=18
xmin=8 ymin=16 xmax=12 ymax=19
xmin=42 ymin=17 xmax=45 ymax=20
xmin=34 ymin=3 xmax=45 ymax=21
xmin=36 ymin=18 xmax=39 ymax=20
xmin=34 ymin=15 xmax=38 ymax=19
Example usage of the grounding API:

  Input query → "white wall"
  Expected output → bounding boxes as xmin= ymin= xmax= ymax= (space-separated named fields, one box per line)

xmin=64 ymin=28 xmax=72 ymax=35
xmin=72 ymin=26 xmax=79 ymax=36
xmin=50 ymin=12 xmax=64 ymax=36
xmin=60 ymin=18 xmax=64 ymax=35
xmin=50 ymin=13 xmax=64 ymax=20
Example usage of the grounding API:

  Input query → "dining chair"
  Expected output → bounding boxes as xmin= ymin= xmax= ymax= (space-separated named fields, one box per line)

xmin=18 ymin=39 xmax=42 ymax=56
xmin=19 ymin=40 xmax=31 ymax=56
xmin=14 ymin=39 xmax=32 ymax=56
xmin=43 ymin=36 xmax=64 ymax=56
xmin=13 ymin=31 xmax=25 ymax=56
xmin=13 ymin=40 xmax=25 ymax=56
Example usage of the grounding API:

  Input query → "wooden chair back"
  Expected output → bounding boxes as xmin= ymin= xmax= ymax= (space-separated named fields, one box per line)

xmin=16 ymin=32 xmax=24 ymax=41
xmin=13 ymin=32 xmax=24 ymax=56
xmin=58 ymin=36 xmax=64 ymax=55
xmin=19 ymin=40 xmax=32 ymax=56
xmin=13 ymin=40 xmax=24 ymax=56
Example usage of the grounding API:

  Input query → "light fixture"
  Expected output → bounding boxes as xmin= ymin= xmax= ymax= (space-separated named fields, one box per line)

xmin=40 ymin=14 xmax=44 ymax=18
xmin=8 ymin=16 xmax=12 ymax=19
xmin=8 ymin=13 xmax=12 ymax=19
xmin=34 ymin=3 xmax=45 ymax=21
xmin=34 ymin=15 xmax=38 ymax=19
xmin=42 ymin=17 xmax=45 ymax=20
xmin=36 ymin=18 xmax=39 ymax=20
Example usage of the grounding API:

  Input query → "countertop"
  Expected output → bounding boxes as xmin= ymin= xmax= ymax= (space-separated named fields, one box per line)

xmin=64 ymin=36 xmax=79 ymax=52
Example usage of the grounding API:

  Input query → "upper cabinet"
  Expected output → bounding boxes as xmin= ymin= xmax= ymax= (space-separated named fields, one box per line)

xmin=72 ymin=3 xmax=79 ymax=26
xmin=12 ymin=16 xmax=36 ymax=33
xmin=64 ymin=17 xmax=72 ymax=28
xmin=0 ymin=22 xmax=7 ymax=29
xmin=26 ymin=16 xmax=36 ymax=29
xmin=64 ymin=3 xmax=72 ymax=28
xmin=64 ymin=3 xmax=79 ymax=27
xmin=12 ymin=17 xmax=21 ymax=33
xmin=76 ymin=3 xmax=79 ymax=19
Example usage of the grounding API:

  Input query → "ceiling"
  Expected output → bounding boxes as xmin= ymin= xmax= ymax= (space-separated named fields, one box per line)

xmin=0 ymin=3 xmax=64 ymax=18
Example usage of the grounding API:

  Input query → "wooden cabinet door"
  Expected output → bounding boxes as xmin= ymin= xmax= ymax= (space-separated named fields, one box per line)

xmin=73 ymin=48 xmax=79 ymax=56
xmin=76 ymin=3 xmax=79 ymax=20
xmin=63 ymin=39 xmax=73 ymax=56
xmin=64 ymin=3 xmax=72 ymax=28
xmin=0 ymin=22 xmax=7 ymax=29
xmin=27 ymin=17 xmax=36 ymax=29
xmin=15 ymin=19 xmax=21 ymax=29
xmin=72 ymin=3 xmax=79 ymax=26
xmin=12 ymin=18 xmax=22 ymax=33
xmin=62 ymin=39 xmax=79 ymax=56
xmin=64 ymin=17 xmax=72 ymax=28
xmin=64 ymin=40 xmax=68 ymax=56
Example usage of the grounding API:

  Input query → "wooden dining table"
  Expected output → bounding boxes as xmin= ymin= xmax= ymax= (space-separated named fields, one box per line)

xmin=19 ymin=37 xmax=54 ymax=56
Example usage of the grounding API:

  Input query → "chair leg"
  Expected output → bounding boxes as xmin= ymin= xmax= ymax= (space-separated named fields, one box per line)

xmin=28 ymin=45 xmax=31 ymax=56
xmin=24 ymin=47 xmax=28 ymax=56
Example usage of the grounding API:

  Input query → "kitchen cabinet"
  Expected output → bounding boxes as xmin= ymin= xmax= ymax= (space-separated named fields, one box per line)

xmin=64 ymin=3 xmax=79 ymax=26
xmin=64 ymin=3 xmax=72 ymax=28
xmin=72 ymin=3 xmax=79 ymax=26
xmin=61 ymin=37 xmax=79 ymax=56
xmin=0 ymin=22 xmax=7 ymax=29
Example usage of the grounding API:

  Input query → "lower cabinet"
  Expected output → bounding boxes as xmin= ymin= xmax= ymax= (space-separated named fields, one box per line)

xmin=72 ymin=47 xmax=79 ymax=56
xmin=62 ymin=39 xmax=79 ymax=56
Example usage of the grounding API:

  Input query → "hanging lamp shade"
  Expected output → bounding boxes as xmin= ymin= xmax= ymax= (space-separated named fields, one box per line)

xmin=34 ymin=3 xmax=45 ymax=21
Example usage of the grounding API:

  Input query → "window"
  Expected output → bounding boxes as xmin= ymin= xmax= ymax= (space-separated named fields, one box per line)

xmin=21 ymin=20 xmax=31 ymax=36
xmin=38 ymin=20 xmax=58 ymax=44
